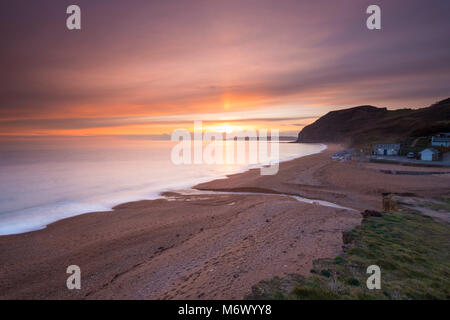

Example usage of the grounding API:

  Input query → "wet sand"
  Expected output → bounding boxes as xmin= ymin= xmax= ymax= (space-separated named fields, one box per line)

xmin=0 ymin=144 xmax=448 ymax=299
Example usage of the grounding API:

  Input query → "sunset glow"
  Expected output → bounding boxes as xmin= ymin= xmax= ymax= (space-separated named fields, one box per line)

xmin=1 ymin=0 xmax=449 ymax=303
xmin=207 ymin=124 xmax=245 ymax=134
xmin=1 ymin=1 xmax=449 ymax=139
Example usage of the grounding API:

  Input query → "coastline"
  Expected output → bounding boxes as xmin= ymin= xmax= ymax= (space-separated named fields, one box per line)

xmin=0 ymin=143 xmax=449 ymax=299
xmin=0 ymin=142 xmax=326 ymax=236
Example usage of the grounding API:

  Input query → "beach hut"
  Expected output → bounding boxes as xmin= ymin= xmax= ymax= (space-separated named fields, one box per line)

xmin=373 ymin=143 xmax=401 ymax=156
xmin=420 ymin=148 xmax=439 ymax=161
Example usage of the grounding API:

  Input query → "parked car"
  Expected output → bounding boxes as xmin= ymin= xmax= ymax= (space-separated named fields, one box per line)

xmin=407 ymin=152 xmax=416 ymax=159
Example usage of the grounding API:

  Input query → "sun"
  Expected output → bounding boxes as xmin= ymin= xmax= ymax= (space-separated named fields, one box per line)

xmin=221 ymin=124 xmax=235 ymax=134
xmin=204 ymin=123 xmax=246 ymax=134
xmin=217 ymin=124 xmax=242 ymax=134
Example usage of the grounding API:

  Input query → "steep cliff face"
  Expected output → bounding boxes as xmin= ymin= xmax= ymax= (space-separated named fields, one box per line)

xmin=296 ymin=98 xmax=450 ymax=146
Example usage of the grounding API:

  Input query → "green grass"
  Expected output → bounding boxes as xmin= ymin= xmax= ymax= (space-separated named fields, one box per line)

xmin=426 ymin=198 xmax=450 ymax=212
xmin=246 ymin=210 xmax=450 ymax=300
xmin=292 ymin=286 xmax=340 ymax=300
xmin=413 ymin=198 xmax=450 ymax=212
xmin=429 ymin=203 xmax=450 ymax=212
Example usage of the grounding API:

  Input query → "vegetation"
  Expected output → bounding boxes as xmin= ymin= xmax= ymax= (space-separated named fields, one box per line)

xmin=401 ymin=136 xmax=431 ymax=155
xmin=414 ymin=198 xmax=450 ymax=213
xmin=247 ymin=210 xmax=450 ymax=300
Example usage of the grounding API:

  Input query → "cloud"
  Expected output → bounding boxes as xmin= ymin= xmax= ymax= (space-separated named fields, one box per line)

xmin=0 ymin=115 xmax=314 ymax=132
xmin=1 ymin=0 xmax=449 ymax=135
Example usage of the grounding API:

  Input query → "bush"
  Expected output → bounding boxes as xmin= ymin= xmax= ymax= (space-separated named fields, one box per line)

xmin=320 ymin=269 xmax=331 ymax=277
xmin=334 ymin=256 xmax=345 ymax=264
xmin=347 ymin=278 xmax=360 ymax=286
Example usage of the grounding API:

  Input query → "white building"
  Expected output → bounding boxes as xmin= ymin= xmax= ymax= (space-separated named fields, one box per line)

xmin=373 ymin=143 xmax=401 ymax=156
xmin=420 ymin=148 xmax=439 ymax=161
xmin=431 ymin=133 xmax=450 ymax=147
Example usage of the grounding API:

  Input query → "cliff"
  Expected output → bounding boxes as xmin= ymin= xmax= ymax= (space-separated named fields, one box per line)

xmin=296 ymin=98 xmax=450 ymax=146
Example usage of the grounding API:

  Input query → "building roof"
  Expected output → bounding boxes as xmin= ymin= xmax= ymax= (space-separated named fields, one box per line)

xmin=437 ymin=132 xmax=450 ymax=137
xmin=374 ymin=143 xmax=401 ymax=149
xmin=421 ymin=148 xmax=439 ymax=154
xmin=432 ymin=136 xmax=450 ymax=142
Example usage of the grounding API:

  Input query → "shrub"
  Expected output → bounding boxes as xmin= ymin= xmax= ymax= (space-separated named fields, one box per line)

xmin=334 ymin=256 xmax=345 ymax=264
xmin=347 ymin=278 xmax=360 ymax=286
xmin=320 ymin=269 xmax=331 ymax=277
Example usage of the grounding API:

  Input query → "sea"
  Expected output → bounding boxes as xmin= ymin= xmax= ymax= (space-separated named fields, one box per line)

xmin=0 ymin=138 xmax=325 ymax=235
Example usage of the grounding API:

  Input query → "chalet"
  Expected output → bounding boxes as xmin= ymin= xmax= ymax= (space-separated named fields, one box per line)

xmin=420 ymin=148 xmax=439 ymax=161
xmin=431 ymin=133 xmax=450 ymax=147
xmin=373 ymin=143 xmax=401 ymax=156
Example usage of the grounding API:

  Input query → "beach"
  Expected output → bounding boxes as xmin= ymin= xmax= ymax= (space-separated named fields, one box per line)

xmin=0 ymin=144 xmax=449 ymax=299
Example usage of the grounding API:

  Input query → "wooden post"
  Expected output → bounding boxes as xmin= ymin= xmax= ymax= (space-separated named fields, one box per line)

xmin=382 ymin=193 xmax=398 ymax=212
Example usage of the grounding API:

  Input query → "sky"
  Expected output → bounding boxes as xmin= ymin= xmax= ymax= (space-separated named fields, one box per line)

xmin=0 ymin=0 xmax=449 ymax=138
